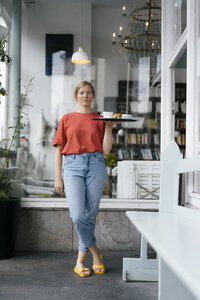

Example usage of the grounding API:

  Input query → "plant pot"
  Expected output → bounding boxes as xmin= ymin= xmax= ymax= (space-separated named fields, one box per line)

xmin=106 ymin=167 xmax=112 ymax=176
xmin=0 ymin=198 xmax=21 ymax=259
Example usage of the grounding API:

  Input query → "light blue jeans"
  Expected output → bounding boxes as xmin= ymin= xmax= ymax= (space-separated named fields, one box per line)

xmin=63 ymin=152 xmax=107 ymax=252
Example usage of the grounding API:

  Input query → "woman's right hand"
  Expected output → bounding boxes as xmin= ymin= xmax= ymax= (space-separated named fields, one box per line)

xmin=54 ymin=176 xmax=64 ymax=196
xmin=54 ymin=145 xmax=64 ymax=196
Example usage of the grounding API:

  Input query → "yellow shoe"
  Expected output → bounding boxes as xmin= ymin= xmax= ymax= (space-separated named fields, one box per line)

xmin=74 ymin=266 xmax=91 ymax=277
xmin=93 ymin=253 xmax=105 ymax=274
xmin=92 ymin=263 xmax=105 ymax=274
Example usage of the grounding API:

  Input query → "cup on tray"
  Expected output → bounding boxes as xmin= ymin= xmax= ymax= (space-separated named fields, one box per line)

xmin=122 ymin=114 xmax=132 ymax=119
xmin=102 ymin=111 xmax=113 ymax=118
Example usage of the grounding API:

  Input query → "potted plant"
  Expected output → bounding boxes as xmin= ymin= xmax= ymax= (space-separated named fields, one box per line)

xmin=105 ymin=153 xmax=116 ymax=175
xmin=0 ymin=36 xmax=33 ymax=259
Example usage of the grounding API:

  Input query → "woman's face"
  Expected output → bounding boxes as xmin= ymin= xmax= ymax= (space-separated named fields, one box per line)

xmin=76 ymin=85 xmax=94 ymax=108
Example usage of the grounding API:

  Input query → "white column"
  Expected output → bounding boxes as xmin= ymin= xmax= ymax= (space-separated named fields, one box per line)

xmin=186 ymin=0 xmax=196 ymax=158
xmin=8 ymin=0 xmax=22 ymax=148
xmin=161 ymin=0 xmax=173 ymax=153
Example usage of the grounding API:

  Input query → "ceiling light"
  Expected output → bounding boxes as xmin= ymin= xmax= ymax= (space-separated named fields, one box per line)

xmin=71 ymin=44 xmax=90 ymax=64
xmin=112 ymin=0 xmax=161 ymax=70
xmin=71 ymin=1 xmax=90 ymax=65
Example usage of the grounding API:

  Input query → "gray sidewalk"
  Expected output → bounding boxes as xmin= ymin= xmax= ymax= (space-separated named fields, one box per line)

xmin=0 ymin=251 xmax=158 ymax=300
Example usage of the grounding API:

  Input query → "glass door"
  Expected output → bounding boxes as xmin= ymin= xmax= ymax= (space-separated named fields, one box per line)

xmin=173 ymin=50 xmax=187 ymax=157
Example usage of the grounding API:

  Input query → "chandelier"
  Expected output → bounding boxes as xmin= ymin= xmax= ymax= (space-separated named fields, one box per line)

xmin=112 ymin=0 xmax=161 ymax=70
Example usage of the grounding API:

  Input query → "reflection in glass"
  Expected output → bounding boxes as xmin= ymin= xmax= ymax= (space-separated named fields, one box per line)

xmin=194 ymin=171 xmax=200 ymax=193
xmin=0 ymin=17 xmax=8 ymax=142
xmin=17 ymin=55 xmax=161 ymax=200
xmin=6 ymin=1 xmax=162 ymax=200
xmin=174 ymin=49 xmax=187 ymax=157
xmin=104 ymin=56 xmax=161 ymax=199
xmin=194 ymin=2 xmax=200 ymax=193
xmin=172 ymin=0 xmax=187 ymax=49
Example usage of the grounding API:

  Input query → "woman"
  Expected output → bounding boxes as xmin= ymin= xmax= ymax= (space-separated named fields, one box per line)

xmin=53 ymin=81 xmax=115 ymax=277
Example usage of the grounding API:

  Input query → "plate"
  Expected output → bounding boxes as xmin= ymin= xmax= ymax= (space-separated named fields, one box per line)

xmin=92 ymin=118 xmax=137 ymax=122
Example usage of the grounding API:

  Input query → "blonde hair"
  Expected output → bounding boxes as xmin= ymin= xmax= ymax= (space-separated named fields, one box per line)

xmin=74 ymin=81 xmax=95 ymax=101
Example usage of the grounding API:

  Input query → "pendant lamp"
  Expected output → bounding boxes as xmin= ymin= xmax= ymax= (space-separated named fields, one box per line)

xmin=71 ymin=1 xmax=90 ymax=65
xmin=71 ymin=43 xmax=90 ymax=64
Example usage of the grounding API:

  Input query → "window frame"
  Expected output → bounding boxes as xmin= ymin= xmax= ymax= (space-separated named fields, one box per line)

xmin=0 ymin=11 xmax=10 ymax=144
xmin=162 ymin=0 xmax=200 ymax=208
xmin=190 ymin=0 xmax=200 ymax=208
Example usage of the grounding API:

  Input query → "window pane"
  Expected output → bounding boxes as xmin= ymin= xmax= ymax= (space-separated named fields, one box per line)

xmin=194 ymin=0 xmax=200 ymax=193
xmin=171 ymin=0 xmax=187 ymax=50
xmin=13 ymin=1 xmax=161 ymax=200
xmin=104 ymin=57 xmax=161 ymax=199
xmin=174 ymin=50 xmax=187 ymax=157
xmin=17 ymin=55 xmax=161 ymax=200
xmin=0 ymin=62 xmax=6 ymax=141
xmin=0 ymin=17 xmax=8 ymax=142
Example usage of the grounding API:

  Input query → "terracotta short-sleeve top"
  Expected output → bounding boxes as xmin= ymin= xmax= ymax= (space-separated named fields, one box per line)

xmin=52 ymin=112 xmax=105 ymax=155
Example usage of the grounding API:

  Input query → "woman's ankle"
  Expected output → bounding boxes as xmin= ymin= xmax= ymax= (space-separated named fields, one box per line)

xmin=76 ymin=251 xmax=87 ymax=265
xmin=76 ymin=261 xmax=85 ymax=268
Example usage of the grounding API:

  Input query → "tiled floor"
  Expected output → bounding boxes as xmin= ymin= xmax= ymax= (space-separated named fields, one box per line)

xmin=0 ymin=251 xmax=158 ymax=300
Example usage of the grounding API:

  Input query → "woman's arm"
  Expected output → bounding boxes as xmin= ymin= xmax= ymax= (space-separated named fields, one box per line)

xmin=102 ymin=123 xmax=113 ymax=156
xmin=54 ymin=145 xmax=64 ymax=196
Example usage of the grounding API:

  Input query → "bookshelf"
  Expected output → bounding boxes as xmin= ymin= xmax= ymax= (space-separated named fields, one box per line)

xmin=104 ymin=81 xmax=161 ymax=162
xmin=174 ymin=83 xmax=186 ymax=155
xmin=111 ymin=112 xmax=160 ymax=161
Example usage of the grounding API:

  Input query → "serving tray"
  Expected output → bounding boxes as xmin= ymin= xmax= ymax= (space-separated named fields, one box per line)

xmin=92 ymin=118 xmax=137 ymax=122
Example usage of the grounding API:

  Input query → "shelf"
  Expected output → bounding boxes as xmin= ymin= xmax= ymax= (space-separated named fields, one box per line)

xmin=175 ymin=128 xmax=186 ymax=132
xmin=113 ymin=144 xmax=160 ymax=147
xmin=175 ymin=113 xmax=186 ymax=117
xmin=125 ymin=128 xmax=160 ymax=132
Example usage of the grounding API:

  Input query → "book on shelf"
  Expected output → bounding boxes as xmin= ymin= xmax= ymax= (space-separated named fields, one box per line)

xmin=127 ymin=133 xmax=139 ymax=144
xmin=136 ymin=134 xmax=141 ymax=144
xmin=141 ymin=133 xmax=148 ymax=144
xmin=175 ymin=119 xmax=186 ymax=129
xmin=140 ymin=148 xmax=160 ymax=160
xmin=117 ymin=149 xmax=127 ymax=159
xmin=141 ymin=149 xmax=150 ymax=160
xmin=113 ymin=134 xmax=124 ymax=144
xmin=127 ymin=133 xmax=160 ymax=146
xmin=175 ymin=134 xmax=185 ymax=146
xmin=147 ymin=149 xmax=153 ymax=159
xmin=151 ymin=149 xmax=157 ymax=160
xmin=127 ymin=134 xmax=131 ymax=144
xmin=151 ymin=149 xmax=160 ymax=160
xmin=175 ymin=86 xmax=186 ymax=100
xmin=156 ymin=150 xmax=160 ymax=160
xmin=130 ymin=148 xmax=138 ymax=159
xmin=117 ymin=147 xmax=160 ymax=160
xmin=127 ymin=133 xmax=137 ymax=144
xmin=153 ymin=134 xmax=160 ymax=145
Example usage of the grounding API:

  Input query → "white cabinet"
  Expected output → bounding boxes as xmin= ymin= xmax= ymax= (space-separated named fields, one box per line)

xmin=117 ymin=160 xmax=160 ymax=199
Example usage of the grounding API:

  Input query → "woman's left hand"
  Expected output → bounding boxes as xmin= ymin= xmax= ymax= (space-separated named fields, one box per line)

xmin=102 ymin=121 xmax=121 ymax=155
xmin=104 ymin=120 xmax=121 ymax=128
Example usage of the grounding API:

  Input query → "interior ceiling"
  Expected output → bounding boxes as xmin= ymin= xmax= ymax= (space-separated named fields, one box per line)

xmin=25 ymin=0 xmax=146 ymax=9
xmin=89 ymin=0 xmax=145 ymax=8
